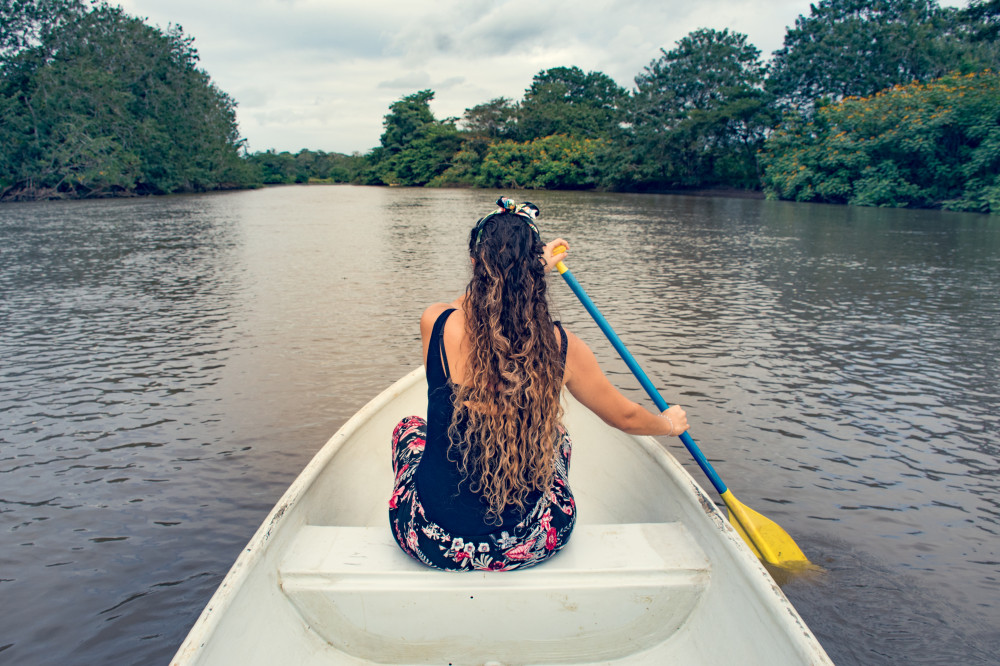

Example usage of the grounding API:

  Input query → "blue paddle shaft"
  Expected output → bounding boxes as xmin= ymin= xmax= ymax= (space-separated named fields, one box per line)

xmin=557 ymin=266 xmax=728 ymax=495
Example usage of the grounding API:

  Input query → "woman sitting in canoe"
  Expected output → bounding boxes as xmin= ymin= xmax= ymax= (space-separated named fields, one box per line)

xmin=390 ymin=197 xmax=688 ymax=571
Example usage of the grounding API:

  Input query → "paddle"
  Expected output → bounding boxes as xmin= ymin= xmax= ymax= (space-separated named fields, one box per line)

xmin=551 ymin=248 xmax=814 ymax=571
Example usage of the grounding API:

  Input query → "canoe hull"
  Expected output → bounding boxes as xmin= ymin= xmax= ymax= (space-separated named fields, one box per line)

xmin=172 ymin=367 xmax=831 ymax=665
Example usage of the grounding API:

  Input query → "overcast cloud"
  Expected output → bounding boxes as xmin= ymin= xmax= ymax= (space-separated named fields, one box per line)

xmin=111 ymin=0 xmax=968 ymax=155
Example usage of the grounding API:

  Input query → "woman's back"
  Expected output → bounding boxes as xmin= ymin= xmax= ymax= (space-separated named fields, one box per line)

xmin=388 ymin=197 xmax=687 ymax=571
xmin=415 ymin=307 xmax=568 ymax=535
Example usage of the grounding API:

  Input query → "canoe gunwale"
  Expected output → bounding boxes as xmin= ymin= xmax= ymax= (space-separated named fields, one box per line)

xmin=171 ymin=368 xmax=425 ymax=664
xmin=171 ymin=366 xmax=832 ymax=665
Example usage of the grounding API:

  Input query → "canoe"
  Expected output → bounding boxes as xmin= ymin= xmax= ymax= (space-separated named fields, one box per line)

xmin=171 ymin=367 xmax=832 ymax=665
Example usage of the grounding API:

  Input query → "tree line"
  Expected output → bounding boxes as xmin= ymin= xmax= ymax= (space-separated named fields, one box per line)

xmin=359 ymin=0 xmax=999 ymax=213
xmin=0 ymin=0 xmax=256 ymax=200
xmin=0 ymin=0 xmax=371 ymax=200
xmin=2 ymin=0 xmax=998 ymax=212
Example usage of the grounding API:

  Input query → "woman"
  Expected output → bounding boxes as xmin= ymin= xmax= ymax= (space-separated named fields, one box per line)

xmin=390 ymin=198 xmax=688 ymax=571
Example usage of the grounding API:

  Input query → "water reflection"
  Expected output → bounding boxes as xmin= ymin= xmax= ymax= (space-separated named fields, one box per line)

xmin=0 ymin=187 xmax=997 ymax=664
xmin=1 ymin=196 xmax=249 ymax=664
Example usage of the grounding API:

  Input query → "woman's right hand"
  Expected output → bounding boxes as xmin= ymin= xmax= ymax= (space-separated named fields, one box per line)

xmin=661 ymin=404 xmax=688 ymax=436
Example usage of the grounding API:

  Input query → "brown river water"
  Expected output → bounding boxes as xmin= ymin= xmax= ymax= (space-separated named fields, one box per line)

xmin=0 ymin=186 xmax=997 ymax=664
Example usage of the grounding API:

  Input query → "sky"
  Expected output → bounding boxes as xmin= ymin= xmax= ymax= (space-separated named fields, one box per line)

xmin=111 ymin=0 xmax=970 ymax=155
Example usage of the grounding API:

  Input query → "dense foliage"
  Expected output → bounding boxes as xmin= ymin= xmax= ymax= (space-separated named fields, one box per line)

xmin=0 ymin=1 xmax=253 ymax=200
xmin=965 ymin=0 xmax=1000 ymax=41
xmin=476 ymin=135 xmax=607 ymax=190
xmin=760 ymin=71 xmax=1000 ymax=212
xmin=766 ymin=0 xmax=995 ymax=111
xmin=621 ymin=28 xmax=777 ymax=190
xmin=514 ymin=66 xmax=627 ymax=141
xmin=246 ymin=149 xmax=367 ymax=185
xmin=362 ymin=90 xmax=462 ymax=187
xmin=2 ymin=0 xmax=998 ymax=213
xmin=357 ymin=0 xmax=996 ymax=213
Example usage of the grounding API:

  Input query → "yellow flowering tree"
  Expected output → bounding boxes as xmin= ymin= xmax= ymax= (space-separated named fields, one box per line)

xmin=760 ymin=71 xmax=1000 ymax=213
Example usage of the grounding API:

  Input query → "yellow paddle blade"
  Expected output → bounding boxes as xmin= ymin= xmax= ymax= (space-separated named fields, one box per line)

xmin=720 ymin=490 xmax=819 ymax=573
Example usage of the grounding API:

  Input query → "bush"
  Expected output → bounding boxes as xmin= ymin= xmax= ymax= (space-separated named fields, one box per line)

xmin=760 ymin=71 xmax=1000 ymax=213
xmin=476 ymin=135 xmax=606 ymax=190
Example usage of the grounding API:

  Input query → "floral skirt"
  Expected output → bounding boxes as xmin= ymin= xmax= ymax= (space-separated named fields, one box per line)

xmin=388 ymin=416 xmax=576 ymax=571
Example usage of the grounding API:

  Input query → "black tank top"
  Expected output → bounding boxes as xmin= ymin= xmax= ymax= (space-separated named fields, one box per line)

xmin=415 ymin=308 xmax=568 ymax=535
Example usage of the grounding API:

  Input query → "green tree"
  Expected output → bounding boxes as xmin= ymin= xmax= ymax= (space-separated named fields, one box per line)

xmin=461 ymin=97 xmax=517 ymax=143
xmin=305 ymin=150 xmax=367 ymax=182
xmin=963 ymin=0 xmax=1000 ymax=42
xmin=760 ymin=71 xmax=1000 ymax=213
xmin=0 ymin=0 xmax=86 ymax=60
xmin=245 ymin=149 xmax=367 ymax=184
xmin=365 ymin=90 xmax=461 ymax=186
xmin=476 ymin=134 xmax=606 ymax=190
xmin=435 ymin=97 xmax=518 ymax=186
xmin=515 ymin=66 xmax=627 ymax=141
xmin=767 ymin=0 xmax=994 ymax=112
xmin=249 ymin=150 xmax=297 ymax=184
xmin=377 ymin=89 xmax=437 ymax=154
xmin=0 ymin=1 xmax=252 ymax=200
xmin=623 ymin=28 xmax=776 ymax=190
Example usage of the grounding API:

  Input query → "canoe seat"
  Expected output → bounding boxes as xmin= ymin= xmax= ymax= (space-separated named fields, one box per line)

xmin=278 ymin=522 xmax=710 ymax=664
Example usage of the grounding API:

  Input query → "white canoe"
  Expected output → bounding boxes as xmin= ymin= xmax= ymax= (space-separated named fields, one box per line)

xmin=172 ymin=367 xmax=832 ymax=665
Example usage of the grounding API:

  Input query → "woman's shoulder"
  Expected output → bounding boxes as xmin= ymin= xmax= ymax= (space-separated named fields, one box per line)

xmin=420 ymin=301 xmax=462 ymax=338
xmin=421 ymin=302 xmax=453 ymax=320
xmin=421 ymin=300 xmax=459 ymax=320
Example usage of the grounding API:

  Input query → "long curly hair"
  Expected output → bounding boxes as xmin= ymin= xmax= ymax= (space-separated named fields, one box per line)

xmin=447 ymin=212 xmax=565 ymax=522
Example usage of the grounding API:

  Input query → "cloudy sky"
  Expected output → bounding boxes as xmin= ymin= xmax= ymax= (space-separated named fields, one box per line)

xmin=112 ymin=0 xmax=968 ymax=155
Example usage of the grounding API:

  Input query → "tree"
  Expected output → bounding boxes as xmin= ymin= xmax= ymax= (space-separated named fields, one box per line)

xmin=248 ymin=150 xmax=297 ymax=184
xmin=365 ymin=90 xmax=462 ymax=186
xmin=767 ymin=0 xmax=994 ymax=112
xmin=623 ymin=28 xmax=776 ymax=190
xmin=437 ymin=97 xmax=519 ymax=185
xmin=515 ymin=66 xmax=627 ymax=141
xmin=760 ymin=71 xmax=1000 ymax=213
xmin=0 ymin=0 xmax=86 ymax=61
xmin=0 ymin=1 xmax=252 ymax=200
xmin=962 ymin=0 xmax=1000 ymax=42
xmin=245 ymin=149 xmax=367 ymax=184
xmin=377 ymin=89 xmax=437 ymax=155
xmin=477 ymin=135 xmax=606 ymax=190
xmin=461 ymin=97 xmax=517 ymax=143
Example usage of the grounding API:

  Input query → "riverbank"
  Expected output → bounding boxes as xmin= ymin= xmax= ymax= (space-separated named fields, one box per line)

xmin=0 ymin=181 xmax=766 ymax=204
xmin=0 ymin=181 xmax=256 ymax=204
xmin=641 ymin=186 xmax=766 ymax=200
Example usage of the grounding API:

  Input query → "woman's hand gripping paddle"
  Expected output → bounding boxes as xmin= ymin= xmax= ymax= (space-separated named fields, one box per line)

xmin=552 ymin=248 xmax=816 ymax=572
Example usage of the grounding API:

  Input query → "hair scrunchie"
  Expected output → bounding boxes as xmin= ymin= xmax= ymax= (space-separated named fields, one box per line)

xmin=473 ymin=197 xmax=541 ymax=247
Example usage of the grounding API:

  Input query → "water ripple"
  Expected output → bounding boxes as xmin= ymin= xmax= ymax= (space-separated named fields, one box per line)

xmin=1 ymin=190 xmax=998 ymax=664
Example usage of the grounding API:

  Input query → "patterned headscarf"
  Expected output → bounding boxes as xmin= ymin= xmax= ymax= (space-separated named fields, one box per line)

xmin=473 ymin=197 xmax=541 ymax=248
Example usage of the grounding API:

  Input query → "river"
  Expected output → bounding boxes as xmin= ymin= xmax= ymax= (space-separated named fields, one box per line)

xmin=0 ymin=186 xmax=997 ymax=664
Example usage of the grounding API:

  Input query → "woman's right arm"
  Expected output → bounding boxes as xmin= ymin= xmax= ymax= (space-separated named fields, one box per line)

xmin=562 ymin=329 xmax=688 ymax=437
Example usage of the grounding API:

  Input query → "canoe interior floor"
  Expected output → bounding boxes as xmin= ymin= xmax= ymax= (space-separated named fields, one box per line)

xmin=278 ymin=522 xmax=710 ymax=664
